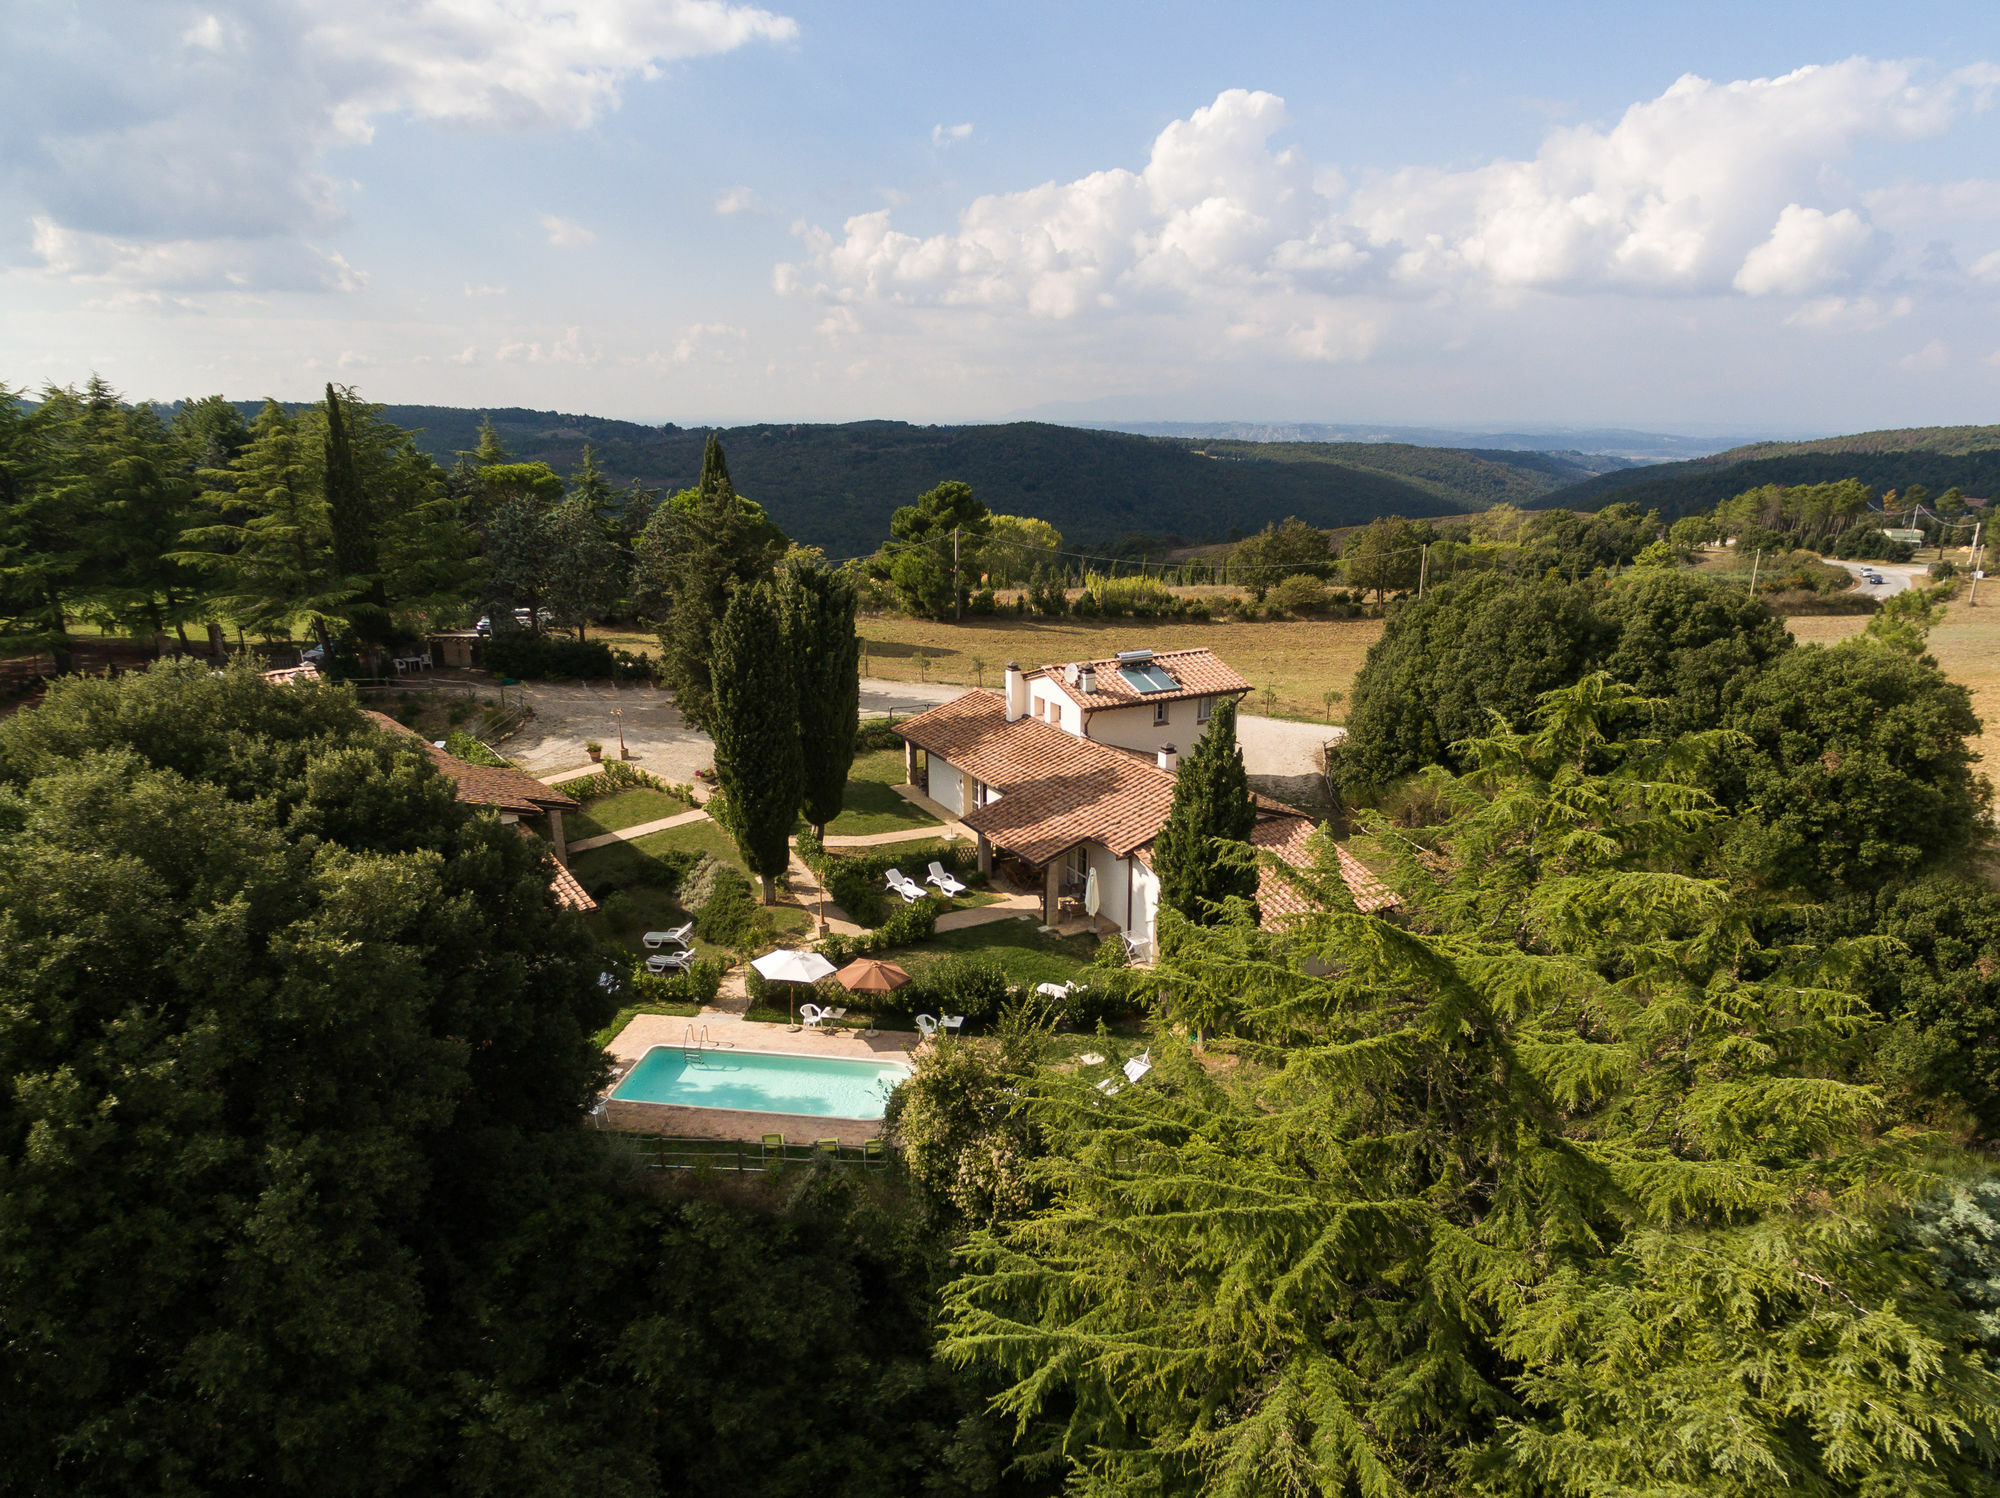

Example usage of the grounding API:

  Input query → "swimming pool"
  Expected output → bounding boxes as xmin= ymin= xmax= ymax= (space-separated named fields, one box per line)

xmin=610 ymin=1047 xmax=910 ymax=1120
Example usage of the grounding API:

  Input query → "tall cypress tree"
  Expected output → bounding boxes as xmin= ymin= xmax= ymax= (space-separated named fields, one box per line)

xmin=711 ymin=580 xmax=802 ymax=904
xmin=781 ymin=553 xmax=861 ymax=838
xmin=321 ymin=383 xmax=385 ymax=644
xmin=1151 ymin=694 xmax=1258 ymax=923
xmin=636 ymin=435 xmax=784 ymax=732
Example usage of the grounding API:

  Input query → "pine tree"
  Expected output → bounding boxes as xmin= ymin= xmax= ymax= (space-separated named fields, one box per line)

xmin=1151 ymin=694 xmax=1258 ymax=923
xmin=781 ymin=551 xmax=861 ymax=837
xmin=937 ymin=676 xmax=2000 ymax=1495
xmin=172 ymin=399 xmax=349 ymax=647
xmin=711 ymin=580 xmax=801 ymax=904
xmin=543 ymin=493 xmax=621 ymax=641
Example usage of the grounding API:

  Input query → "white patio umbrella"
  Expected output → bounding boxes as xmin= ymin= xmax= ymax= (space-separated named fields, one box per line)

xmin=752 ymin=948 xmax=838 ymax=1028
xmin=1084 ymin=866 xmax=1100 ymax=918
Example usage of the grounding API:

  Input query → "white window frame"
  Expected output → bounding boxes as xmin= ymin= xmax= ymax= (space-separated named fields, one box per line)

xmin=1196 ymin=696 xmax=1213 ymax=722
xmin=1153 ymin=700 xmax=1170 ymax=726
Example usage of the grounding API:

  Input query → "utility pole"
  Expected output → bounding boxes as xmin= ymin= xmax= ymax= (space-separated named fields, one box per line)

xmin=1972 ymin=520 xmax=1985 ymax=607
xmin=1418 ymin=543 xmax=1429 ymax=599
xmin=1747 ymin=548 xmax=1762 ymax=597
xmin=953 ymin=527 xmax=962 ymax=621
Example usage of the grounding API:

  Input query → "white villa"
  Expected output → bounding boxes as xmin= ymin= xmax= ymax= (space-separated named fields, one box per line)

xmin=894 ymin=647 xmax=1391 ymax=953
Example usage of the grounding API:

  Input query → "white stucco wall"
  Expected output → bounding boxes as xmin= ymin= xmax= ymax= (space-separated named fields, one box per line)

xmin=1025 ymin=679 xmax=1080 ymax=734
xmin=1084 ymin=699 xmax=1222 ymax=756
xmin=1129 ymin=863 xmax=1158 ymax=950
xmin=931 ymin=759 xmax=968 ymax=818
xmin=1084 ymin=841 xmax=1132 ymax=931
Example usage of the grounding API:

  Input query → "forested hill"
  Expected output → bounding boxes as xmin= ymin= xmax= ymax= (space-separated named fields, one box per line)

xmin=341 ymin=406 xmax=1600 ymax=554
xmin=1534 ymin=425 xmax=2000 ymax=520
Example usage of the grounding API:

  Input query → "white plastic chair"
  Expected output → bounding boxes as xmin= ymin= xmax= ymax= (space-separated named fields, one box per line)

xmin=643 ymin=923 xmax=694 ymax=949
xmin=1033 ymin=981 xmax=1075 ymax=999
xmin=645 ymin=950 xmax=692 ymax=975
xmin=1123 ymin=1051 xmax=1152 ymax=1084
xmin=926 ymin=861 xmax=968 ymax=897
xmin=1122 ymin=932 xmax=1152 ymax=964
xmin=801 ymin=1002 xmax=829 ymax=1028
xmin=915 ymin=1014 xmax=938 ymax=1039
xmin=885 ymin=869 xmax=924 ymax=904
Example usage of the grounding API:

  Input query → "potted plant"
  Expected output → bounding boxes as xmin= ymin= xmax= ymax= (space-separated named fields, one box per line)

xmin=585 ymin=739 xmax=603 ymax=762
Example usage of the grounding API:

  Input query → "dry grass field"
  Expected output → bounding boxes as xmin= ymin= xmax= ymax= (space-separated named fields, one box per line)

xmin=852 ymin=613 xmax=1384 ymax=722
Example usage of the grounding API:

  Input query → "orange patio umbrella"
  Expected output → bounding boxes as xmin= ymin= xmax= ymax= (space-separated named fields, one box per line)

xmin=833 ymin=958 xmax=913 ymax=995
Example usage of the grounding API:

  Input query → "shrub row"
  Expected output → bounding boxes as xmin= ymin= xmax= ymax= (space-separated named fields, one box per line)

xmin=621 ymin=957 xmax=725 ymax=1008
xmin=481 ymin=632 xmax=616 ymax=681
xmin=558 ymin=759 xmax=696 ymax=805
xmin=813 ymin=895 xmax=946 ymax=963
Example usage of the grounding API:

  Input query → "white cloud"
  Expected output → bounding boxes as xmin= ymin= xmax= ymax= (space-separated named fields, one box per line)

xmin=495 ymin=326 xmax=598 ymax=364
xmin=8 ymin=0 xmax=793 ymax=290
xmin=781 ymin=62 xmax=2000 ymax=368
xmin=1897 ymin=338 xmax=1949 ymax=370
xmin=1864 ymin=178 xmax=2000 ymax=225
xmin=1785 ymin=294 xmax=1911 ymax=331
xmin=31 ymin=215 xmax=365 ymax=293
xmin=714 ymin=186 xmax=761 ymax=216
xmin=1971 ymin=249 xmax=2000 ymax=282
xmin=817 ymin=306 xmax=861 ymax=339
xmin=1733 ymin=206 xmax=1884 ymax=296
xmin=463 ymin=282 xmax=506 ymax=297
xmin=671 ymin=322 xmax=748 ymax=362
xmin=539 ymin=214 xmax=597 ymax=247
xmin=932 ymin=122 xmax=973 ymax=147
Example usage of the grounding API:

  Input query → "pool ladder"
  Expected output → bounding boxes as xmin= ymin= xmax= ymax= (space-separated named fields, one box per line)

xmin=681 ymin=1024 xmax=709 ymax=1061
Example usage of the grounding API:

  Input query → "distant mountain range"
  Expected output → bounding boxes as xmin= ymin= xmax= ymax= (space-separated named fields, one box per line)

xmin=358 ymin=407 xmax=1620 ymax=555
xmin=1070 ymin=420 xmax=1751 ymax=463
xmin=1532 ymin=426 xmax=2000 ymax=519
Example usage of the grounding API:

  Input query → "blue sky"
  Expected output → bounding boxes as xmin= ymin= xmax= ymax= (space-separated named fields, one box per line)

xmin=4 ymin=0 xmax=1999 ymax=434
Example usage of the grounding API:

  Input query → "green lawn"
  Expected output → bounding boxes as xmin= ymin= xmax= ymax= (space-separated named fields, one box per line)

xmin=882 ymin=920 xmax=1105 ymax=987
xmin=568 ymin=787 xmax=692 ymax=841
xmin=629 ymin=817 xmax=750 ymax=872
xmin=823 ymin=750 xmax=943 ymax=836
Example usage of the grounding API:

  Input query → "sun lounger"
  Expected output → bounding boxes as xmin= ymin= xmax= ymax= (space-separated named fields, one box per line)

xmin=1123 ymin=1051 xmax=1152 ymax=1084
xmin=761 ymin=1132 xmax=784 ymax=1159
xmin=645 ymin=950 xmax=693 ymax=975
xmin=1122 ymin=932 xmax=1152 ymax=963
xmin=926 ymin=861 xmax=968 ymax=897
xmin=642 ymin=923 xmax=694 ymax=949
xmin=1034 ymin=981 xmax=1075 ymax=999
xmin=885 ymin=869 xmax=925 ymax=903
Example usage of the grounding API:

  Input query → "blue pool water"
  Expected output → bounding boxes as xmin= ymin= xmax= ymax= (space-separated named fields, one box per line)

xmin=611 ymin=1047 xmax=910 ymax=1120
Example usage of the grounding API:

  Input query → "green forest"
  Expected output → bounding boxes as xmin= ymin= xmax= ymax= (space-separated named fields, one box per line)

xmin=5 ymin=373 xmax=2000 ymax=1497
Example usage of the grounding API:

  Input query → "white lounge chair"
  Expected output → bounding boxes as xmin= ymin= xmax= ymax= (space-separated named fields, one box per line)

xmin=1123 ymin=1051 xmax=1152 ymax=1084
xmin=1122 ymin=932 xmax=1152 ymax=964
xmin=915 ymin=1014 xmax=938 ymax=1039
xmin=885 ymin=869 xmax=925 ymax=904
xmin=643 ymin=923 xmax=694 ymax=949
xmin=1033 ymin=981 xmax=1074 ymax=999
xmin=645 ymin=950 xmax=693 ymax=975
xmin=926 ymin=861 xmax=968 ymax=897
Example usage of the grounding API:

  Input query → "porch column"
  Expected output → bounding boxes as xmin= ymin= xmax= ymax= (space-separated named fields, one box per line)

xmin=976 ymin=833 xmax=993 ymax=875
xmin=1043 ymin=860 xmax=1063 ymax=926
xmin=904 ymin=738 xmax=916 ymax=784
xmin=547 ymin=809 xmax=568 ymax=864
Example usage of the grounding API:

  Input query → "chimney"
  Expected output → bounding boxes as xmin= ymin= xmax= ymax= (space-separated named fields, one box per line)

xmin=1004 ymin=660 xmax=1026 ymax=721
xmin=1157 ymin=744 xmax=1178 ymax=772
xmin=1078 ymin=665 xmax=1097 ymax=694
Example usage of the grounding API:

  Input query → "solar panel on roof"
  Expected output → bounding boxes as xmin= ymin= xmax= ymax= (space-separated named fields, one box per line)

xmin=1118 ymin=664 xmax=1177 ymax=694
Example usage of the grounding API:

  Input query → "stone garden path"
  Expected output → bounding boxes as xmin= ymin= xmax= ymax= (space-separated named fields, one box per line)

xmin=565 ymin=806 xmax=710 ymax=855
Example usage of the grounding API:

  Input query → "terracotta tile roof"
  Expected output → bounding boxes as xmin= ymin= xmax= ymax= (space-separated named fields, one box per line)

xmin=546 ymin=853 xmax=600 ymax=913
xmin=896 ymin=691 xmax=1178 ymax=864
xmin=366 ymin=711 xmax=578 ymax=815
xmin=1034 ymin=647 xmax=1251 ymax=712
xmin=1248 ymin=816 xmax=1399 ymax=919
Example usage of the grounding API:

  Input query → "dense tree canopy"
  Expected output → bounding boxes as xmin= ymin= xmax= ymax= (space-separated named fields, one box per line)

xmin=940 ymin=679 xmax=2000 ymax=1496
xmin=1151 ymin=695 xmax=1258 ymax=925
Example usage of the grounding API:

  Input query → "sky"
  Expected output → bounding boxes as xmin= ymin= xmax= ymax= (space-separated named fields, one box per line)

xmin=3 ymin=1 xmax=2000 ymax=435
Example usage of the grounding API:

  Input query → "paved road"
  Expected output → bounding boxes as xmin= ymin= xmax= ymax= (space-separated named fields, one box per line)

xmin=1823 ymin=559 xmax=1928 ymax=598
xmin=859 ymin=678 xmax=962 ymax=717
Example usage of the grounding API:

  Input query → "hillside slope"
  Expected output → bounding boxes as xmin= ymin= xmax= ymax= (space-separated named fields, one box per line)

xmin=1537 ymin=425 xmax=2000 ymax=519
xmin=359 ymin=409 xmax=1545 ymax=555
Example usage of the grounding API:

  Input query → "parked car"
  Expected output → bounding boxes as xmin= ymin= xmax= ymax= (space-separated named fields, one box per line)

xmin=300 ymin=637 xmax=342 ymax=664
xmin=474 ymin=615 xmax=492 ymax=636
xmin=1862 ymin=569 xmax=1884 ymax=585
